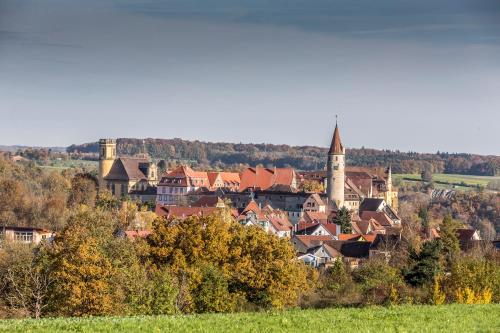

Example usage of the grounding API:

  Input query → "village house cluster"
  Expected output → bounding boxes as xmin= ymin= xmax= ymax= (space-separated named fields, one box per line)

xmin=86 ymin=123 xmax=484 ymax=268
xmin=1 ymin=124 xmax=483 ymax=268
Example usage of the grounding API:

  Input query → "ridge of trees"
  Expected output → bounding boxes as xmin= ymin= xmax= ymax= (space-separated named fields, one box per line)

xmin=67 ymin=138 xmax=500 ymax=175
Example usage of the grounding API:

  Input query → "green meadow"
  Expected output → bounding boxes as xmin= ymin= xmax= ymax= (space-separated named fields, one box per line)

xmin=394 ymin=173 xmax=499 ymax=190
xmin=1 ymin=304 xmax=498 ymax=333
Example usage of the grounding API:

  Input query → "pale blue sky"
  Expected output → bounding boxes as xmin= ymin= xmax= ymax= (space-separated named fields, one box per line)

xmin=1 ymin=0 xmax=499 ymax=154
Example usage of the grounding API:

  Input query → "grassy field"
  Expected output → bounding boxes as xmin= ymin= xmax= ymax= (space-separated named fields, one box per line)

xmin=37 ymin=159 xmax=98 ymax=172
xmin=394 ymin=173 xmax=499 ymax=190
xmin=1 ymin=304 xmax=498 ymax=333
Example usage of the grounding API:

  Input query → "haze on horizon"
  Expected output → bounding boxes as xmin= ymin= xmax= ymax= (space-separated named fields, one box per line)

xmin=1 ymin=0 xmax=499 ymax=155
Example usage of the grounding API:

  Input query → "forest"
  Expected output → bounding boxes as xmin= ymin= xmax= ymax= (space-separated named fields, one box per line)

xmin=66 ymin=138 xmax=500 ymax=175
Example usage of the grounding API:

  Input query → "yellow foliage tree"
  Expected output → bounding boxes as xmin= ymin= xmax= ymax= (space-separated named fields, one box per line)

xmin=148 ymin=209 xmax=309 ymax=311
xmin=48 ymin=207 xmax=118 ymax=316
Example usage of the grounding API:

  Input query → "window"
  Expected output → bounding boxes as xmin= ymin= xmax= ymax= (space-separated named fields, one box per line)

xmin=111 ymin=184 xmax=116 ymax=195
xmin=15 ymin=231 xmax=33 ymax=243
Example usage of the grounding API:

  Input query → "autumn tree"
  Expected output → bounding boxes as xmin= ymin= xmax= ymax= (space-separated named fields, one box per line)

xmin=421 ymin=169 xmax=433 ymax=183
xmin=68 ymin=173 xmax=97 ymax=207
xmin=147 ymin=210 xmax=309 ymax=312
xmin=0 ymin=242 xmax=53 ymax=319
xmin=299 ymin=180 xmax=324 ymax=193
xmin=47 ymin=207 xmax=118 ymax=317
xmin=443 ymin=247 xmax=500 ymax=304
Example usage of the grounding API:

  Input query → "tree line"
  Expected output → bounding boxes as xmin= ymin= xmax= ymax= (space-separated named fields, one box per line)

xmin=67 ymin=138 xmax=500 ymax=175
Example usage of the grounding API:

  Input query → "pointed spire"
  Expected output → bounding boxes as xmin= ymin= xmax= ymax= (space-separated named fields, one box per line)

xmin=329 ymin=118 xmax=344 ymax=154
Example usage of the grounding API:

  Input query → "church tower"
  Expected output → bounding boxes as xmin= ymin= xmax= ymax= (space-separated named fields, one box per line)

xmin=326 ymin=122 xmax=345 ymax=209
xmin=98 ymin=138 xmax=116 ymax=190
xmin=385 ymin=165 xmax=394 ymax=207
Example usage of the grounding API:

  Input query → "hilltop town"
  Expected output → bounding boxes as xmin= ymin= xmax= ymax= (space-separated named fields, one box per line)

xmin=0 ymin=122 xmax=498 ymax=320
xmin=66 ymin=122 xmax=485 ymax=268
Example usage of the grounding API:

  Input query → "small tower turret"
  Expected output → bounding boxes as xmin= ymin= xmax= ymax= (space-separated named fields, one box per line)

xmin=326 ymin=120 xmax=345 ymax=209
xmin=98 ymin=139 xmax=116 ymax=190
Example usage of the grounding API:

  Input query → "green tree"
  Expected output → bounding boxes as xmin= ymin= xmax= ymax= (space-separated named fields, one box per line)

xmin=353 ymin=259 xmax=404 ymax=305
xmin=334 ymin=207 xmax=352 ymax=234
xmin=323 ymin=258 xmax=350 ymax=292
xmin=404 ymin=240 xmax=443 ymax=287
xmin=418 ymin=206 xmax=429 ymax=229
xmin=439 ymin=214 xmax=460 ymax=267
xmin=194 ymin=264 xmax=235 ymax=313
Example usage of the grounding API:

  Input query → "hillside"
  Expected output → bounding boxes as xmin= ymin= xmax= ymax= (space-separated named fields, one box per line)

xmin=1 ymin=304 xmax=498 ymax=333
xmin=67 ymin=138 xmax=500 ymax=175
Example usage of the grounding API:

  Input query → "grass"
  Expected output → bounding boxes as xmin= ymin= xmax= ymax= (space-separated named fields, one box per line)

xmin=394 ymin=173 xmax=499 ymax=190
xmin=1 ymin=304 xmax=499 ymax=333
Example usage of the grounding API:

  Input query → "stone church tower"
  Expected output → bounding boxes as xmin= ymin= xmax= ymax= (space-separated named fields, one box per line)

xmin=98 ymin=138 xmax=116 ymax=189
xmin=326 ymin=122 xmax=345 ymax=209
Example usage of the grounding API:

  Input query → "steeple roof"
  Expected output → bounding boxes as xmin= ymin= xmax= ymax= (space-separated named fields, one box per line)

xmin=329 ymin=123 xmax=344 ymax=154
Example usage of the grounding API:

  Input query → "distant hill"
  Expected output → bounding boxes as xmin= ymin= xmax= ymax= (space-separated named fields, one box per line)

xmin=0 ymin=145 xmax=66 ymax=153
xmin=67 ymin=138 xmax=500 ymax=176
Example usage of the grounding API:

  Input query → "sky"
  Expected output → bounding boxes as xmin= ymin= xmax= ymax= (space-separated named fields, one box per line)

xmin=1 ymin=0 xmax=499 ymax=155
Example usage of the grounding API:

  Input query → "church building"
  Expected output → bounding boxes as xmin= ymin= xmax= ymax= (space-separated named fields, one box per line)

xmin=319 ymin=122 xmax=398 ymax=212
xmin=98 ymin=139 xmax=158 ymax=199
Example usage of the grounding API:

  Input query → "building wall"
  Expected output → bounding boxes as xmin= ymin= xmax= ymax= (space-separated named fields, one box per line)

xmin=2 ymin=229 xmax=52 ymax=245
xmin=157 ymin=185 xmax=196 ymax=205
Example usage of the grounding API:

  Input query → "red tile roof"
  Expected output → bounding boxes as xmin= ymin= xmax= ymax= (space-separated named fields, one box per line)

xmin=239 ymin=167 xmax=296 ymax=191
xmin=338 ymin=233 xmax=362 ymax=241
xmin=159 ymin=165 xmax=210 ymax=187
xmin=294 ymin=235 xmax=335 ymax=248
xmin=125 ymin=230 xmax=152 ymax=240
xmin=302 ymin=211 xmax=329 ymax=223
xmin=352 ymin=218 xmax=384 ymax=234
xmin=360 ymin=211 xmax=393 ymax=227
xmin=338 ymin=233 xmax=377 ymax=242
xmin=269 ymin=216 xmax=293 ymax=232
xmin=242 ymin=200 xmax=261 ymax=214
xmin=155 ymin=205 xmax=219 ymax=219
xmin=295 ymin=222 xmax=337 ymax=236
